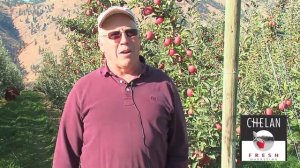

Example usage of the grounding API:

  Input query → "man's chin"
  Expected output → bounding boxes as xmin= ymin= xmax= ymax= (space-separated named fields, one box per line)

xmin=117 ymin=59 xmax=140 ymax=68
xmin=117 ymin=60 xmax=132 ymax=67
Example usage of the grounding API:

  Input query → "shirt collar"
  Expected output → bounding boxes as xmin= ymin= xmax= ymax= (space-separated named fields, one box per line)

xmin=99 ymin=56 xmax=149 ymax=77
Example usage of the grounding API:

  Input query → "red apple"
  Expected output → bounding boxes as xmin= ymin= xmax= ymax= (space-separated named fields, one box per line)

xmin=92 ymin=27 xmax=98 ymax=34
xmin=269 ymin=21 xmax=276 ymax=27
xmin=285 ymin=99 xmax=292 ymax=107
xmin=154 ymin=0 xmax=161 ymax=5
xmin=187 ymin=88 xmax=193 ymax=97
xmin=188 ymin=65 xmax=197 ymax=74
xmin=93 ymin=6 xmax=98 ymax=13
xmin=265 ymin=108 xmax=273 ymax=115
xmin=75 ymin=69 xmax=81 ymax=75
xmin=146 ymin=31 xmax=154 ymax=40
xmin=155 ymin=17 xmax=164 ymax=24
xmin=168 ymin=48 xmax=176 ymax=56
xmin=235 ymin=158 xmax=241 ymax=166
xmin=215 ymin=123 xmax=222 ymax=132
xmin=236 ymin=126 xmax=240 ymax=135
xmin=187 ymin=108 xmax=193 ymax=115
xmin=164 ymin=37 xmax=172 ymax=46
xmin=143 ymin=6 xmax=154 ymax=16
xmin=177 ymin=55 xmax=183 ymax=63
xmin=174 ymin=36 xmax=181 ymax=45
xmin=86 ymin=9 xmax=92 ymax=16
xmin=202 ymin=154 xmax=210 ymax=165
xmin=278 ymin=101 xmax=287 ymax=111
xmin=158 ymin=63 xmax=164 ymax=70
xmin=186 ymin=49 xmax=192 ymax=57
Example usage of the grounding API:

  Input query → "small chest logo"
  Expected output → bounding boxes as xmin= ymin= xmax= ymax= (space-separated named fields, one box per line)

xmin=150 ymin=95 xmax=158 ymax=101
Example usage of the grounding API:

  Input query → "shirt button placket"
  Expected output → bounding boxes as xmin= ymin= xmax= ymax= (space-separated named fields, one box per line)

xmin=123 ymin=86 xmax=134 ymax=106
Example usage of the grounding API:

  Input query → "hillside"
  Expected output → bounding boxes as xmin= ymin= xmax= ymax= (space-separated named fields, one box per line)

xmin=0 ymin=2 xmax=22 ymax=61
xmin=10 ymin=0 xmax=82 ymax=83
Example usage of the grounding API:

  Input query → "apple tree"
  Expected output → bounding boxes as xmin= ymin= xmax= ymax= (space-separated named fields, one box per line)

xmin=0 ymin=39 xmax=24 ymax=97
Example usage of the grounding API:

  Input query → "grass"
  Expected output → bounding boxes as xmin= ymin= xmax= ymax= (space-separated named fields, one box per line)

xmin=0 ymin=90 xmax=60 ymax=168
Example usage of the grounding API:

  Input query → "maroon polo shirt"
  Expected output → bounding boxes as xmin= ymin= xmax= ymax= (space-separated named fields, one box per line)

xmin=53 ymin=60 xmax=188 ymax=168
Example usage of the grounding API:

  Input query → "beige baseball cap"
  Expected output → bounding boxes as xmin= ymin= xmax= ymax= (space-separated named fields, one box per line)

xmin=97 ymin=6 xmax=137 ymax=28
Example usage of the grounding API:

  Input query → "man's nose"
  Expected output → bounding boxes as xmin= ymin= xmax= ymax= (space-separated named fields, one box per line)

xmin=119 ymin=32 xmax=129 ymax=44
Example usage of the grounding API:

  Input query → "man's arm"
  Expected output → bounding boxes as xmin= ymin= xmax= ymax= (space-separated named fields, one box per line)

xmin=53 ymin=86 xmax=83 ymax=168
xmin=166 ymin=83 xmax=189 ymax=168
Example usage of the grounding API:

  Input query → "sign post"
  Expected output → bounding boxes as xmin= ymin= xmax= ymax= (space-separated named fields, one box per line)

xmin=221 ymin=0 xmax=242 ymax=167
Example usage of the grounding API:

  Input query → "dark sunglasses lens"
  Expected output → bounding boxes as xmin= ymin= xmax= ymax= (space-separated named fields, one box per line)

xmin=108 ymin=31 xmax=121 ymax=40
xmin=125 ymin=29 xmax=138 ymax=37
xmin=107 ymin=29 xmax=138 ymax=40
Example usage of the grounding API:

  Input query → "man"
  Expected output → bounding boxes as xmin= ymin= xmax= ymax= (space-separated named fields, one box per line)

xmin=53 ymin=6 xmax=188 ymax=168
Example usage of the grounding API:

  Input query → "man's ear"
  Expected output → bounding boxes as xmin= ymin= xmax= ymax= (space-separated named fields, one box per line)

xmin=98 ymin=36 xmax=104 ymax=53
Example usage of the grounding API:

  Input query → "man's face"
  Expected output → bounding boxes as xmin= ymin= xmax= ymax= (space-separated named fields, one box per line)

xmin=98 ymin=14 xmax=141 ymax=70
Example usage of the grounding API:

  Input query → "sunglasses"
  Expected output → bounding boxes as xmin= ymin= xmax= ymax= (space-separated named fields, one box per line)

xmin=103 ymin=29 xmax=139 ymax=40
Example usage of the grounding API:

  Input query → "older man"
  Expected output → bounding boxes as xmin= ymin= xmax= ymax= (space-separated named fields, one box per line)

xmin=53 ymin=6 xmax=188 ymax=168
